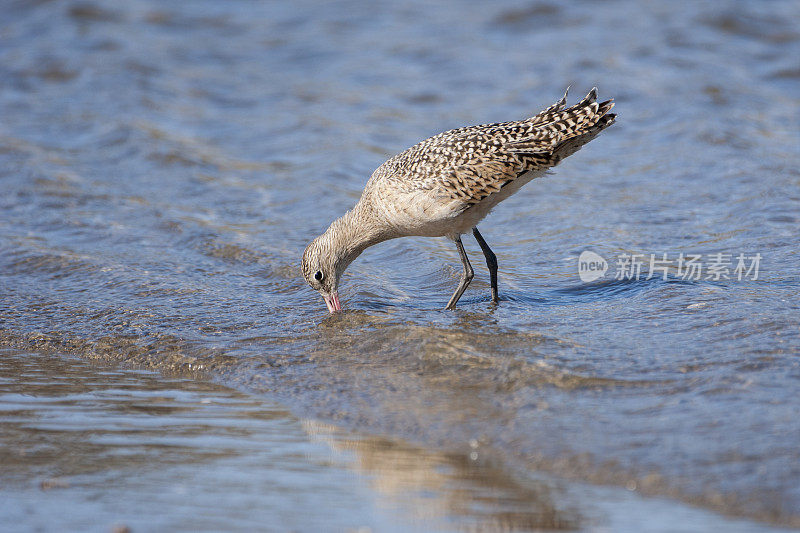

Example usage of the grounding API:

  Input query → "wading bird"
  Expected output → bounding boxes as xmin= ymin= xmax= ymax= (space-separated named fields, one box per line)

xmin=302 ymin=88 xmax=615 ymax=312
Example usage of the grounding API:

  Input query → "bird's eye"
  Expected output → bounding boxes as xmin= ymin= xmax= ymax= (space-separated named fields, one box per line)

xmin=314 ymin=271 xmax=323 ymax=281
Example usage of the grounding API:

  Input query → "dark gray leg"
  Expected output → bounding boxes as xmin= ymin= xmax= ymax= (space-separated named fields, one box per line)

xmin=472 ymin=227 xmax=499 ymax=303
xmin=445 ymin=235 xmax=474 ymax=310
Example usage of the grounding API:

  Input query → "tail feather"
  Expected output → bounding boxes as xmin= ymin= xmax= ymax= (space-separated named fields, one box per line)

xmin=578 ymin=86 xmax=598 ymax=106
xmin=551 ymin=112 xmax=616 ymax=163
xmin=527 ymin=86 xmax=570 ymax=126
xmin=539 ymin=86 xmax=570 ymax=115
xmin=506 ymin=88 xmax=615 ymax=159
xmin=597 ymin=98 xmax=615 ymax=116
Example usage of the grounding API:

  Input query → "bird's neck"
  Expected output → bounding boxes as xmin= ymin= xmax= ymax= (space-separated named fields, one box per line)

xmin=327 ymin=199 xmax=393 ymax=268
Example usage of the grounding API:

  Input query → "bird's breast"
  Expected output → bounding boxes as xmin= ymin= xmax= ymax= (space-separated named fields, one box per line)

xmin=373 ymin=186 xmax=463 ymax=237
xmin=370 ymin=168 xmax=545 ymax=238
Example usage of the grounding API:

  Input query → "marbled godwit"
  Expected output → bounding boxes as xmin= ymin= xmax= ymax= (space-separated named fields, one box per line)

xmin=302 ymin=88 xmax=615 ymax=312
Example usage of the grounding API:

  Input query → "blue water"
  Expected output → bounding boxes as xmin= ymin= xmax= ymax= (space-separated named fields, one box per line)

xmin=5 ymin=350 xmax=796 ymax=532
xmin=1 ymin=0 xmax=799 ymax=529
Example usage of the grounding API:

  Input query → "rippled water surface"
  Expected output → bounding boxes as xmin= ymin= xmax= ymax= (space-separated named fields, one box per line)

xmin=1 ymin=0 xmax=799 ymax=529
xmin=4 ymin=350 xmax=792 ymax=532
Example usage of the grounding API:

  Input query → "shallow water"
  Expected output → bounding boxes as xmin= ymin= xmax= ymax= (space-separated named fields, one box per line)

xmin=1 ymin=349 xmax=572 ymax=532
xmin=1 ymin=0 xmax=799 ymax=529
xmin=1 ymin=349 xmax=793 ymax=532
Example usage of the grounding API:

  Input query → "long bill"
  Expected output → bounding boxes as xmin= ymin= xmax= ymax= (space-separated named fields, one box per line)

xmin=323 ymin=292 xmax=342 ymax=313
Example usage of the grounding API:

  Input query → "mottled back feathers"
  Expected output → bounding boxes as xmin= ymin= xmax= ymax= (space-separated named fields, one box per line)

xmin=368 ymin=88 xmax=615 ymax=206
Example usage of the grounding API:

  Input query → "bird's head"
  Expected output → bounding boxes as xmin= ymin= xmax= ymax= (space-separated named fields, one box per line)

xmin=301 ymin=231 xmax=346 ymax=313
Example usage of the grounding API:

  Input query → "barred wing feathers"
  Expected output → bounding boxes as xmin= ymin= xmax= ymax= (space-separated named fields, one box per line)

xmin=370 ymin=88 xmax=615 ymax=207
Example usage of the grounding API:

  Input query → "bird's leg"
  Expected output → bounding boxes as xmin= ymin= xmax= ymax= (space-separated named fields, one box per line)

xmin=445 ymin=235 xmax=474 ymax=310
xmin=472 ymin=227 xmax=499 ymax=304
